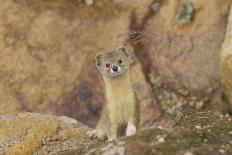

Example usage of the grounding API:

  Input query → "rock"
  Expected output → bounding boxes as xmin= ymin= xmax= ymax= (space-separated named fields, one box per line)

xmin=151 ymin=1 xmax=160 ymax=14
xmin=84 ymin=0 xmax=94 ymax=6
xmin=84 ymin=112 xmax=232 ymax=155
xmin=113 ymin=0 xmax=152 ymax=26
xmin=220 ymin=5 xmax=232 ymax=108
xmin=0 ymin=113 xmax=99 ymax=155
xmin=137 ymin=0 xmax=231 ymax=116
xmin=0 ymin=0 xmax=131 ymax=127
xmin=175 ymin=2 xmax=194 ymax=24
xmin=0 ymin=0 xmax=161 ymax=129
xmin=0 ymin=112 xmax=232 ymax=155
xmin=131 ymin=58 xmax=161 ymax=127
xmin=0 ymin=0 xmax=231 ymax=132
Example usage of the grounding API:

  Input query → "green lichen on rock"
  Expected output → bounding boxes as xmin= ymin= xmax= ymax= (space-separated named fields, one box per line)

xmin=148 ymin=73 xmax=207 ymax=118
xmin=176 ymin=3 xmax=194 ymax=24
xmin=151 ymin=0 xmax=160 ymax=14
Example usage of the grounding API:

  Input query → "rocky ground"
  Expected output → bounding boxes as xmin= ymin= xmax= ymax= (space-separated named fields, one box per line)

xmin=0 ymin=112 xmax=232 ymax=155
xmin=85 ymin=112 xmax=232 ymax=155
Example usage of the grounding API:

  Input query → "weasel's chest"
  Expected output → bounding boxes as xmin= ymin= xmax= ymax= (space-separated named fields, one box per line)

xmin=106 ymin=91 xmax=136 ymax=123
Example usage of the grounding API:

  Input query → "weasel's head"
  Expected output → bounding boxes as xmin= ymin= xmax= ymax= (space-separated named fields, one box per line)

xmin=95 ymin=46 xmax=131 ymax=77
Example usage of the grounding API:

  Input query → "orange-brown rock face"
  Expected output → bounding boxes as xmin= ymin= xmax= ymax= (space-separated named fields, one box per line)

xmin=220 ymin=5 xmax=232 ymax=109
xmin=136 ymin=0 xmax=232 ymax=116
xmin=0 ymin=0 xmax=160 ymax=128
xmin=144 ymin=0 xmax=229 ymax=94
xmin=0 ymin=0 xmax=127 ymax=127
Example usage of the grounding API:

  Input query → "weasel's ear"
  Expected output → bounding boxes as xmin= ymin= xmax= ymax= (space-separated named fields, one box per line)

xmin=117 ymin=46 xmax=130 ymax=57
xmin=95 ymin=53 xmax=104 ymax=68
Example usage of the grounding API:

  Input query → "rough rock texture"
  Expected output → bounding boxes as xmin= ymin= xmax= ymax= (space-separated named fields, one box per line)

xmin=145 ymin=0 xmax=229 ymax=94
xmin=133 ymin=0 xmax=232 ymax=117
xmin=84 ymin=112 xmax=232 ymax=155
xmin=131 ymin=60 xmax=161 ymax=127
xmin=0 ymin=113 xmax=99 ymax=155
xmin=220 ymin=5 xmax=232 ymax=109
xmin=0 ymin=112 xmax=232 ymax=155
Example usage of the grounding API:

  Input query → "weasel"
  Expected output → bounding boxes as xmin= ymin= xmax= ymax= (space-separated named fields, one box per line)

xmin=87 ymin=46 xmax=139 ymax=141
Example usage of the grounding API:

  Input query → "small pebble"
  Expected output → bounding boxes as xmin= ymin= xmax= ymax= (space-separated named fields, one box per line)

xmin=183 ymin=151 xmax=193 ymax=155
xmin=158 ymin=125 xmax=164 ymax=129
xmin=151 ymin=2 xmax=160 ymax=14
xmin=85 ymin=0 xmax=94 ymax=5
xmin=195 ymin=125 xmax=201 ymax=129
xmin=219 ymin=149 xmax=225 ymax=154
xmin=156 ymin=135 xmax=165 ymax=143
xmin=207 ymin=129 xmax=211 ymax=132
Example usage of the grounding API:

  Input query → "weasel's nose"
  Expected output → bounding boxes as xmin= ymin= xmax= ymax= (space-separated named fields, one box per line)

xmin=112 ymin=66 xmax=118 ymax=71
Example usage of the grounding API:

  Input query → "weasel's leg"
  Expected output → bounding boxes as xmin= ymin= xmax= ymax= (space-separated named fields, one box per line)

xmin=126 ymin=120 xmax=136 ymax=136
xmin=87 ymin=128 xmax=107 ymax=140
xmin=108 ymin=124 xmax=118 ymax=141
xmin=95 ymin=116 xmax=108 ymax=140
xmin=87 ymin=126 xmax=108 ymax=140
xmin=96 ymin=128 xmax=107 ymax=140
xmin=88 ymin=105 xmax=109 ymax=140
xmin=87 ymin=129 xmax=97 ymax=139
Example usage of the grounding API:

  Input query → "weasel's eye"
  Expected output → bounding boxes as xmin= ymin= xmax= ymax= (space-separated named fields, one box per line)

xmin=106 ymin=63 xmax=110 ymax=68
xmin=118 ymin=59 xmax=123 ymax=64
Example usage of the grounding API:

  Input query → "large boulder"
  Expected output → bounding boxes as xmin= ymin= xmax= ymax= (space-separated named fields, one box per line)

xmin=0 ymin=113 xmax=99 ymax=155
xmin=134 ymin=0 xmax=232 ymax=117
xmin=220 ymin=5 xmax=232 ymax=109
xmin=0 ymin=0 xmax=160 ymax=128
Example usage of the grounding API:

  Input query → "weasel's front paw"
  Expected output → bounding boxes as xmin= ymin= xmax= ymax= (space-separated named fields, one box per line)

xmin=108 ymin=136 xmax=117 ymax=142
xmin=87 ymin=130 xmax=97 ymax=139
xmin=126 ymin=124 xmax=136 ymax=136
